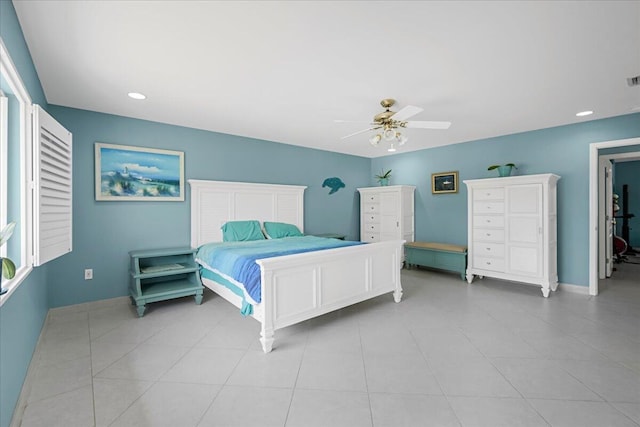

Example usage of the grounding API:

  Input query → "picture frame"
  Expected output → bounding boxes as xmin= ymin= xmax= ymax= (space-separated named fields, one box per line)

xmin=431 ymin=171 xmax=459 ymax=194
xmin=95 ymin=142 xmax=185 ymax=201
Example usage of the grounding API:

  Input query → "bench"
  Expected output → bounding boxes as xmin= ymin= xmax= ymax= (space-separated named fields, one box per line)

xmin=404 ymin=242 xmax=468 ymax=280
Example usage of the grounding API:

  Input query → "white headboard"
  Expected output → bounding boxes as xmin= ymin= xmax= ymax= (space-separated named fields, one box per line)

xmin=189 ymin=179 xmax=307 ymax=247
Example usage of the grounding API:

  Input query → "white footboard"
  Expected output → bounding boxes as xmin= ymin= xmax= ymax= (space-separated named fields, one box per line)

xmin=256 ymin=240 xmax=404 ymax=352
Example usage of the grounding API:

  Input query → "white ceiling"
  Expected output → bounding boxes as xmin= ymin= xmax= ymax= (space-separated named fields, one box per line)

xmin=12 ymin=0 xmax=640 ymax=158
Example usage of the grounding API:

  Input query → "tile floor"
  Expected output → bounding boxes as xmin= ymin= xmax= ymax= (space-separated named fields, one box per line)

xmin=14 ymin=259 xmax=640 ymax=426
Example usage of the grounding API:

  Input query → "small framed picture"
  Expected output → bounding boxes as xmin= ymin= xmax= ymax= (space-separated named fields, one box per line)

xmin=432 ymin=171 xmax=459 ymax=194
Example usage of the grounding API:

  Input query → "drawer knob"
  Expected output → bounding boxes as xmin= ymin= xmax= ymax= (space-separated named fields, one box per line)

xmin=486 ymin=233 xmax=491 ymax=236
xmin=486 ymin=247 xmax=491 ymax=251
xmin=486 ymin=261 xmax=491 ymax=265
xmin=486 ymin=220 xmax=491 ymax=223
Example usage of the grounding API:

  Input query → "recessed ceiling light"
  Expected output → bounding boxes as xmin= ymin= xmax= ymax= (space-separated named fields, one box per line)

xmin=128 ymin=92 xmax=146 ymax=100
xmin=576 ymin=110 xmax=593 ymax=117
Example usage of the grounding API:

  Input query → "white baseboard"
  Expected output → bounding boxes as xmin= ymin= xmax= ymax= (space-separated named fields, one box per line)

xmin=558 ymin=282 xmax=590 ymax=295
xmin=48 ymin=295 xmax=130 ymax=317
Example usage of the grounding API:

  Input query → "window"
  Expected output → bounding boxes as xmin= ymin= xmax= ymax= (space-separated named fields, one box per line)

xmin=0 ymin=38 xmax=34 ymax=304
xmin=1 ymin=38 xmax=73 ymax=304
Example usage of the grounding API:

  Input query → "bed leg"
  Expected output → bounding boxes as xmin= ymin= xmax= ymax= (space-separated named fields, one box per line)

xmin=260 ymin=328 xmax=275 ymax=353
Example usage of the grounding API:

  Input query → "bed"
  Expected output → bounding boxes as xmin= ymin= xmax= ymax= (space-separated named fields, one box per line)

xmin=189 ymin=179 xmax=404 ymax=353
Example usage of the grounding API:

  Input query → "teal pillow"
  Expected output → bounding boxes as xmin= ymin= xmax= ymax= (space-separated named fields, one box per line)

xmin=263 ymin=222 xmax=303 ymax=239
xmin=221 ymin=220 xmax=265 ymax=242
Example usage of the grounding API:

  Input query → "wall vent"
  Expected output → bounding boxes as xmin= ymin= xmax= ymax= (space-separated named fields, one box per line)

xmin=628 ymin=75 xmax=640 ymax=87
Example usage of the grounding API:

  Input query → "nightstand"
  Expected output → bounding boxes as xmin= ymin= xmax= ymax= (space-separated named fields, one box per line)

xmin=312 ymin=233 xmax=346 ymax=240
xmin=129 ymin=247 xmax=203 ymax=317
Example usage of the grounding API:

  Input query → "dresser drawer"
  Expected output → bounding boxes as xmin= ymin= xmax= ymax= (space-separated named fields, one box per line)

xmin=473 ymin=188 xmax=504 ymax=201
xmin=474 ymin=242 xmax=505 ymax=257
xmin=362 ymin=232 xmax=380 ymax=242
xmin=473 ymin=256 xmax=505 ymax=272
xmin=473 ymin=201 xmax=504 ymax=214
xmin=364 ymin=223 xmax=379 ymax=232
xmin=472 ymin=228 xmax=505 ymax=242
xmin=364 ymin=213 xmax=379 ymax=223
xmin=474 ymin=215 xmax=505 ymax=228
xmin=363 ymin=203 xmax=379 ymax=213
xmin=363 ymin=194 xmax=379 ymax=203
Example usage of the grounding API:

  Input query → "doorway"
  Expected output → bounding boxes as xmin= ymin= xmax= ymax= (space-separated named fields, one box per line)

xmin=589 ymin=137 xmax=640 ymax=295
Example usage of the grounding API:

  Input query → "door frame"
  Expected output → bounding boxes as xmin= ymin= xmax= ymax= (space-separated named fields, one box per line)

xmin=597 ymin=157 xmax=613 ymax=279
xmin=589 ymin=137 xmax=640 ymax=295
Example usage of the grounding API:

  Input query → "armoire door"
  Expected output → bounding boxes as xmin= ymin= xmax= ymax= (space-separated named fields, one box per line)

xmin=380 ymin=191 xmax=400 ymax=240
xmin=506 ymin=184 xmax=543 ymax=277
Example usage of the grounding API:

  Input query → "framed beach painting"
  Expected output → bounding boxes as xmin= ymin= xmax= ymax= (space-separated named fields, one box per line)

xmin=431 ymin=171 xmax=458 ymax=194
xmin=95 ymin=143 xmax=185 ymax=201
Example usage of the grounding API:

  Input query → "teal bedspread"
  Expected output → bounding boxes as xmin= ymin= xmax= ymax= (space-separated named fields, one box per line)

xmin=196 ymin=236 xmax=363 ymax=306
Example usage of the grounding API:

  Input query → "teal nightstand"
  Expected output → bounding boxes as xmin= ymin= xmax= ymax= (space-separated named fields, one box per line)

xmin=129 ymin=247 xmax=203 ymax=317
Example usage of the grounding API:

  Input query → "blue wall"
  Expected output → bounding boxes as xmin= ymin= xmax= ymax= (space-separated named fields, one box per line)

xmin=45 ymin=106 xmax=371 ymax=307
xmin=372 ymin=114 xmax=640 ymax=287
xmin=45 ymin=108 xmax=640 ymax=311
xmin=0 ymin=1 xmax=50 ymax=426
xmin=614 ymin=161 xmax=640 ymax=248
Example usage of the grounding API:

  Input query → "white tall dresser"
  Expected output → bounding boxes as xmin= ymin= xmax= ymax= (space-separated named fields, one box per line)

xmin=464 ymin=174 xmax=560 ymax=297
xmin=357 ymin=185 xmax=415 ymax=244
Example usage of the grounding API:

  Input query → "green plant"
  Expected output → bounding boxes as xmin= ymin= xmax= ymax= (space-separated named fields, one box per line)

xmin=487 ymin=163 xmax=517 ymax=171
xmin=1 ymin=221 xmax=16 ymax=280
xmin=375 ymin=169 xmax=392 ymax=182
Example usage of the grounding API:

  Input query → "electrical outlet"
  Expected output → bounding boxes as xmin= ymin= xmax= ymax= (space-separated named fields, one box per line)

xmin=84 ymin=269 xmax=93 ymax=280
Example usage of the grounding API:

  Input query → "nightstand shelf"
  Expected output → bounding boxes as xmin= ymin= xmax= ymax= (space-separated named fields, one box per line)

xmin=129 ymin=247 xmax=203 ymax=317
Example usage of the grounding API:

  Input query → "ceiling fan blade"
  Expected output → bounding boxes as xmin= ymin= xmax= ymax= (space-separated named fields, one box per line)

xmin=334 ymin=119 xmax=374 ymax=124
xmin=340 ymin=126 xmax=381 ymax=139
xmin=404 ymin=120 xmax=451 ymax=130
xmin=391 ymin=105 xmax=423 ymax=121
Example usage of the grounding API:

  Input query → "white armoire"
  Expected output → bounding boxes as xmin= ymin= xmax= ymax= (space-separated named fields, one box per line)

xmin=464 ymin=174 xmax=560 ymax=297
xmin=357 ymin=185 xmax=415 ymax=244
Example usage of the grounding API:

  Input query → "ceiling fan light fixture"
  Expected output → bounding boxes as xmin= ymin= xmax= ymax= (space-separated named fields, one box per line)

xmin=383 ymin=128 xmax=396 ymax=141
xmin=337 ymin=99 xmax=450 ymax=149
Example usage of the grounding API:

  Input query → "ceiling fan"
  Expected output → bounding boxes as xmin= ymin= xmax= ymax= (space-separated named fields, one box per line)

xmin=335 ymin=99 xmax=451 ymax=151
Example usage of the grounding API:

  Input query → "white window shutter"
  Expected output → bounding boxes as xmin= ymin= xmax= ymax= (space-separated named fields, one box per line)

xmin=33 ymin=105 xmax=72 ymax=266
